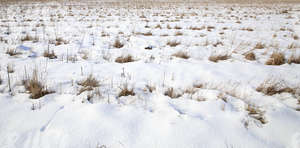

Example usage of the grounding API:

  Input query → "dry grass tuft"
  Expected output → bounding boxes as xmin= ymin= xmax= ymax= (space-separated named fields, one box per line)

xmin=172 ymin=51 xmax=190 ymax=59
xmin=167 ymin=40 xmax=180 ymax=47
xmin=118 ymin=84 xmax=135 ymax=97
xmin=175 ymin=31 xmax=183 ymax=36
xmin=43 ymin=50 xmax=57 ymax=59
xmin=23 ymin=69 xmax=54 ymax=99
xmin=245 ymin=52 xmax=256 ymax=61
xmin=21 ymin=34 xmax=34 ymax=42
xmin=78 ymin=74 xmax=99 ymax=88
xmin=246 ymin=105 xmax=267 ymax=125
xmin=164 ymin=87 xmax=182 ymax=99
xmin=6 ymin=48 xmax=21 ymax=56
xmin=256 ymin=78 xmax=295 ymax=96
xmin=113 ymin=38 xmax=124 ymax=48
xmin=77 ymin=74 xmax=100 ymax=95
xmin=288 ymin=55 xmax=300 ymax=64
xmin=209 ymin=54 xmax=231 ymax=62
xmin=265 ymin=52 xmax=285 ymax=65
xmin=254 ymin=43 xmax=265 ymax=49
xmin=115 ymin=55 xmax=135 ymax=63
xmin=143 ymin=31 xmax=153 ymax=36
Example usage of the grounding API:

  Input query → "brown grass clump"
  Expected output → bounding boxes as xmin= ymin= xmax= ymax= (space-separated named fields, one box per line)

xmin=172 ymin=51 xmax=190 ymax=59
xmin=167 ymin=40 xmax=180 ymax=47
xmin=189 ymin=26 xmax=205 ymax=30
xmin=256 ymin=79 xmax=295 ymax=96
xmin=115 ymin=55 xmax=135 ymax=63
xmin=43 ymin=50 xmax=57 ymax=59
xmin=21 ymin=34 xmax=34 ymax=42
xmin=164 ymin=87 xmax=182 ymax=99
xmin=174 ymin=25 xmax=182 ymax=29
xmin=143 ymin=31 xmax=153 ymax=36
xmin=254 ymin=43 xmax=265 ymax=49
xmin=265 ymin=52 xmax=285 ymax=65
xmin=78 ymin=74 xmax=99 ymax=88
xmin=23 ymin=70 xmax=54 ymax=99
xmin=209 ymin=54 xmax=231 ymax=62
xmin=77 ymin=74 xmax=100 ymax=95
xmin=246 ymin=105 xmax=267 ymax=124
xmin=245 ymin=52 xmax=256 ymax=61
xmin=113 ymin=38 xmax=124 ymax=48
xmin=175 ymin=31 xmax=183 ymax=36
xmin=288 ymin=55 xmax=300 ymax=64
xmin=6 ymin=48 xmax=21 ymax=56
xmin=118 ymin=84 xmax=135 ymax=97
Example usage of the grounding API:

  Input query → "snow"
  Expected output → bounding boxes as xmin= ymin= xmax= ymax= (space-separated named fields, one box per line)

xmin=0 ymin=1 xmax=300 ymax=148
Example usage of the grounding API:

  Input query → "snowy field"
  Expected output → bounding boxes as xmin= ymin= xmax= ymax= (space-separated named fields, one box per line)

xmin=0 ymin=1 xmax=300 ymax=148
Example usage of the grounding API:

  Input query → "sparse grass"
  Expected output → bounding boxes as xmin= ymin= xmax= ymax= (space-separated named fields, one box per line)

xmin=115 ymin=55 xmax=135 ymax=63
xmin=256 ymin=78 xmax=295 ymax=96
xmin=245 ymin=52 xmax=256 ymax=61
xmin=55 ymin=37 xmax=68 ymax=46
xmin=246 ymin=105 xmax=267 ymax=124
xmin=77 ymin=74 xmax=100 ymax=95
xmin=21 ymin=34 xmax=34 ymax=42
xmin=265 ymin=52 xmax=285 ymax=65
xmin=164 ymin=87 xmax=182 ymax=99
xmin=118 ymin=84 xmax=135 ymax=97
xmin=6 ymin=48 xmax=21 ymax=56
xmin=23 ymin=69 xmax=54 ymax=99
xmin=143 ymin=31 xmax=152 ymax=36
xmin=189 ymin=26 xmax=205 ymax=30
xmin=209 ymin=54 xmax=231 ymax=62
xmin=288 ymin=55 xmax=300 ymax=64
xmin=43 ymin=50 xmax=57 ymax=59
xmin=78 ymin=74 xmax=99 ymax=88
xmin=174 ymin=25 xmax=182 ymax=29
xmin=167 ymin=40 xmax=180 ymax=47
xmin=254 ymin=43 xmax=265 ymax=49
xmin=175 ymin=31 xmax=183 ymax=36
xmin=172 ymin=51 xmax=190 ymax=59
xmin=113 ymin=38 xmax=124 ymax=48
xmin=7 ymin=64 xmax=14 ymax=73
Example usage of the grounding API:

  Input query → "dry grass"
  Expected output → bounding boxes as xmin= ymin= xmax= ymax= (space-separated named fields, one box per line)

xmin=23 ymin=69 xmax=54 ymax=99
xmin=288 ymin=55 xmax=300 ymax=64
xmin=189 ymin=26 xmax=205 ymax=30
xmin=115 ymin=55 xmax=135 ymax=63
xmin=77 ymin=74 xmax=100 ymax=95
xmin=78 ymin=74 xmax=99 ymax=88
xmin=256 ymin=78 xmax=295 ymax=96
xmin=265 ymin=52 xmax=285 ymax=65
xmin=43 ymin=50 xmax=57 ymax=59
xmin=246 ymin=105 xmax=267 ymax=125
xmin=21 ymin=34 xmax=34 ymax=42
xmin=6 ymin=48 xmax=21 ymax=56
xmin=164 ymin=87 xmax=182 ymax=99
xmin=209 ymin=54 xmax=231 ymax=62
xmin=143 ymin=31 xmax=153 ymax=36
xmin=167 ymin=40 xmax=180 ymax=47
xmin=172 ymin=51 xmax=190 ymax=59
xmin=254 ymin=43 xmax=265 ymax=49
xmin=174 ymin=25 xmax=182 ymax=29
xmin=113 ymin=38 xmax=124 ymax=48
xmin=245 ymin=52 xmax=256 ymax=61
xmin=7 ymin=64 xmax=14 ymax=73
xmin=118 ymin=84 xmax=135 ymax=97
xmin=175 ymin=31 xmax=183 ymax=36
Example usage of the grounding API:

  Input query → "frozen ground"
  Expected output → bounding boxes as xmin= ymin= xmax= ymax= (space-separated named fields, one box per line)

xmin=0 ymin=1 xmax=300 ymax=148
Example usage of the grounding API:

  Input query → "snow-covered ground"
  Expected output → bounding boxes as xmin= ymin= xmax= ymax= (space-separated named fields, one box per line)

xmin=0 ymin=1 xmax=300 ymax=148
